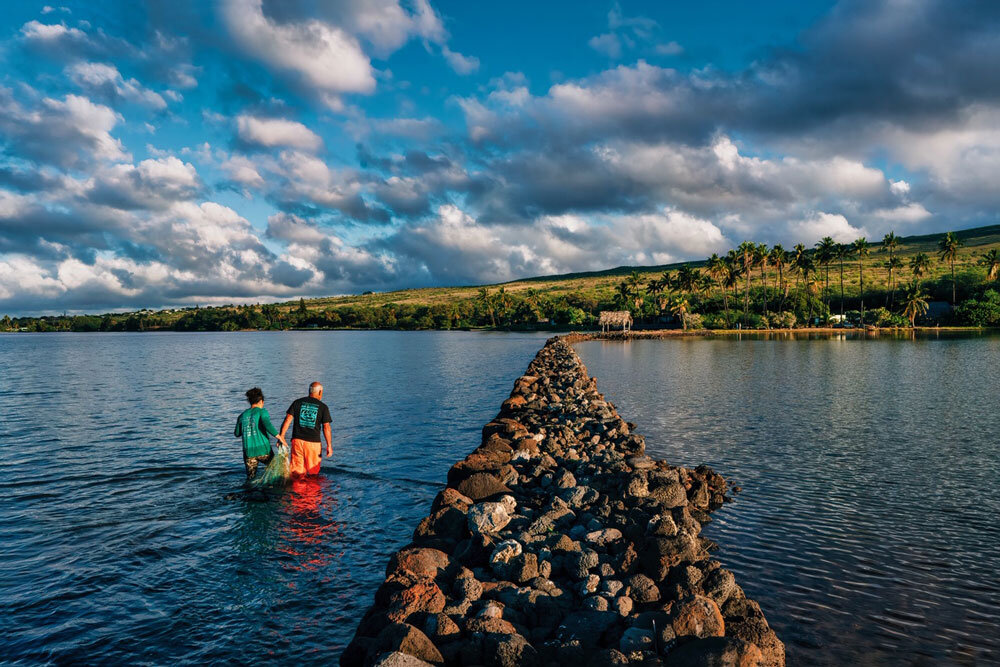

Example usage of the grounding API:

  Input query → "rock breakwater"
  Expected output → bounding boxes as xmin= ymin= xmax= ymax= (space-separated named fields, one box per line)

xmin=342 ymin=337 xmax=784 ymax=666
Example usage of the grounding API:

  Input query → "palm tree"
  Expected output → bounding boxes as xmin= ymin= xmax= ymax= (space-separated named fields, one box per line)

xmin=836 ymin=243 xmax=851 ymax=317
xmin=981 ymin=248 xmax=1000 ymax=282
xmin=755 ymin=243 xmax=770 ymax=313
xmin=886 ymin=255 xmax=903 ymax=307
xmin=676 ymin=264 xmax=700 ymax=293
xmin=615 ymin=280 xmax=631 ymax=310
xmin=798 ymin=255 xmax=817 ymax=325
xmin=909 ymin=252 xmax=931 ymax=281
xmin=646 ymin=277 xmax=665 ymax=316
xmin=937 ymin=231 xmax=962 ymax=304
xmin=853 ymin=237 xmax=871 ymax=326
xmin=901 ymin=281 xmax=929 ymax=328
xmin=815 ymin=236 xmax=837 ymax=312
xmin=770 ymin=245 xmax=788 ymax=311
xmin=722 ymin=253 xmax=740 ymax=324
xmin=738 ymin=241 xmax=755 ymax=325
xmin=477 ymin=287 xmax=496 ymax=327
xmin=706 ymin=253 xmax=726 ymax=306
xmin=791 ymin=243 xmax=806 ymax=296
xmin=669 ymin=296 xmax=690 ymax=331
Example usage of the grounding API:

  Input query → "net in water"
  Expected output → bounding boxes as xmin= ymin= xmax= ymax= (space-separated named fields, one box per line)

xmin=248 ymin=443 xmax=291 ymax=489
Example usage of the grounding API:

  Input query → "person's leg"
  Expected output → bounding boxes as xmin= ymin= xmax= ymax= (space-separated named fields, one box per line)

xmin=289 ymin=439 xmax=306 ymax=477
xmin=304 ymin=440 xmax=322 ymax=475
xmin=244 ymin=456 xmax=258 ymax=481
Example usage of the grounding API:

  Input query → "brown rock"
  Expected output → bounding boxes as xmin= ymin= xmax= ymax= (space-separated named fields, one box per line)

xmin=627 ymin=573 xmax=661 ymax=603
xmin=371 ymin=623 xmax=444 ymax=666
xmin=456 ymin=473 xmax=512 ymax=501
xmin=465 ymin=616 xmax=518 ymax=635
xmin=430 ymin=488 xmax=472 ymax=513
xmin=665 ymin=636 xmax=763 ymax=667
xmin=387 ymin=547 xmax=452 ymax=581
xmin=414 ymin=507 xmax=467 ymax=544
xmin=423 ymin=612 xmax=460 ymax=643
xmin=672 ymin=595 xmax=725 ymax=639
xmin=386 ymin=579 xmax=446 ymax=622
xmin=448 ymin=454 xmax=505 ymax=487
xmin=484 ymin=633 xmax=540 ymax=667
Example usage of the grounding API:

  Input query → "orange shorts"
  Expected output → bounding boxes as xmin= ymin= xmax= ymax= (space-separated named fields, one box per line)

xmin=290 ymin=439 xmax=322 ymax=476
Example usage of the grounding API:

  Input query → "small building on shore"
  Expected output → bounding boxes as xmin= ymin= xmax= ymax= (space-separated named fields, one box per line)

xmin=599 ymin=311 xmax=632 ymax=333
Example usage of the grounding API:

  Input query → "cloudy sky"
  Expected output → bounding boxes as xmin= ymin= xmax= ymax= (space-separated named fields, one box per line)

xmin=1 ymin=0 xmax=999 ymax=315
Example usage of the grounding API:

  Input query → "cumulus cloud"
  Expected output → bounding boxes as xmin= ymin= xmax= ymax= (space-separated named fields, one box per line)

xmin=68 ymin=62 xmax=167 ymax=109
xmin=789 ymin=212 xmax=866 ymax=244
xmin=0 ymin=89 xmax=129 ymax=167
xmin=236 ymin=115 xmax=323 ymax=151
xmin=85 ymin=156 xmax=201 ymax=210
xmin=222 ymin=0 xmax=376 ymax=104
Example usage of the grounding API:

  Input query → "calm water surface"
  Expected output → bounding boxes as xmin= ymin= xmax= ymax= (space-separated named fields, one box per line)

xmin=577 ymin=333 xmax=1000 ymax=666
xmin=0 ymin=331 xmax=550 ymax=664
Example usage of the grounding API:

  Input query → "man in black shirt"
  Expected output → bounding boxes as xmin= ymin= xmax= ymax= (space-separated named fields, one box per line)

xmin=279 ymin=381 xmax=333 ymax=477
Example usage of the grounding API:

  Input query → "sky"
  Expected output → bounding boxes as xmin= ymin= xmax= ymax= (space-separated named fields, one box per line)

xmin=1 ymin=0 xmax=999 ymax=315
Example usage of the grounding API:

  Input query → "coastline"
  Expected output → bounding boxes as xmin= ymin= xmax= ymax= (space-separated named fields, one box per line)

xmin=341 ymin=336 xmax=784 ymax=666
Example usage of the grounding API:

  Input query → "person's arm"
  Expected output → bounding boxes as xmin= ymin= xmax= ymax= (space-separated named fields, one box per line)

xmin=234 ymin=416 xmax=242 ymax=438
xmin=260 ymin=409 xmax=285 ymax=446
xmin=323 ymin=422 xmax=333 ymax=457
xmin=279 ymin=413 xmax=293 ymax=442
xmin=322 ymin=404 xmax=333 ymax=456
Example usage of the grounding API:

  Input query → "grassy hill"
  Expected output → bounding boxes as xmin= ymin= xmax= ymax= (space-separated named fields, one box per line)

xmin=290 ymin=223 xmax=1000 ymax=314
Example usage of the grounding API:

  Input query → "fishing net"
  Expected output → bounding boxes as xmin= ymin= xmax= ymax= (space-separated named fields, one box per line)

xmin=248 ymin=443 xmax=291 ymax=489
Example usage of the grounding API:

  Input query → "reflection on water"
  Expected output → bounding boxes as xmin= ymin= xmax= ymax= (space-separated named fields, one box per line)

xmin=0 ymin=330 xmax=550 ymax=663
xmin=577 ymin=333 xmax=1000 ymax=666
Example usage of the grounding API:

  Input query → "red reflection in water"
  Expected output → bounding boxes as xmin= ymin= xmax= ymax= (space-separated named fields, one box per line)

xmin=278 ymin=475 xmax=342 ymax=573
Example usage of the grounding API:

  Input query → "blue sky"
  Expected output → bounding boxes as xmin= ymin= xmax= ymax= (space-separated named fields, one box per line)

xmin=1 ymin=0 xmax=998 ymax=315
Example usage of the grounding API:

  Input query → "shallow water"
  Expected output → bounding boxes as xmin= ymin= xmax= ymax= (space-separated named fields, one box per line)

xmin=0 ymin=330 xmax=550 ymax=663
xmin=576 ymin=333 xmax=1000 ymax=666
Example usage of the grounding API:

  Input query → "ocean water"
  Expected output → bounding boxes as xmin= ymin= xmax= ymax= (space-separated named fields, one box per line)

xmin=3 ymin=330 xmax=998 ymax=665
xmin=576 ymin=332 xmax=1000 ymax=666
xmin=0 ymin=330 xmax=550 ymax=663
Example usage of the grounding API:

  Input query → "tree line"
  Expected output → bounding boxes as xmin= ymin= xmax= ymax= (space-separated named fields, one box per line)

xmin=4 ymin=230 xmax=1000 ymax=333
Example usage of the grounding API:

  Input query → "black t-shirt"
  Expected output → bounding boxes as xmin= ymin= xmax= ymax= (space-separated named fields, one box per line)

xmin=286 ymin=396 xmax=332 ymax=442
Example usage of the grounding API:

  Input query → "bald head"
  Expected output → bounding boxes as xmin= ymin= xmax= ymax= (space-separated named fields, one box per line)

xmin=309 ymin=381 xmax=323 ymax=397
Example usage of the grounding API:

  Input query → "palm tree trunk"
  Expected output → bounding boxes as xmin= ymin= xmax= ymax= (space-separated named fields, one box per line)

xmin=839 ymin=259 xmax=845 ymax=317
xmin=951 ymin=261 xmax=956 ymax=304
xmin=859 ymin=259 xmax=865 ymax=326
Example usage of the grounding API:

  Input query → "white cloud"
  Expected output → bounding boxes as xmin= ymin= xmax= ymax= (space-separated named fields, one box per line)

xmin=0 ymin=90 xmax=129 ymax=167
xmin=871 ymin=203 xmax=932 ymax=223
xmin=20 ymin=20 xmax=84 ymax=42
xmin=889 ymin=179 xmax=910 ymax=197
xmin=221 ymin=155 xmax=265 ymax=189
xmin=68 ymin=62 xmax=167 ymax=109
xmin=442 ymin=45 xmax=480 ymax=75
xmin=789 ymin=212 xmax=866 ymax=244
xmin=222 ymin=0 xmax=375 ymax=103
xmin=236 ymin=115 xmax=323 ymax=151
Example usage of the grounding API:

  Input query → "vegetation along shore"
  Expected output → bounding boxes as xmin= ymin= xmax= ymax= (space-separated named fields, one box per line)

xmin=342 ymin=336 xmax=783 ymax=666
xmin=6 ymin=225 xmax=1000 ymax=333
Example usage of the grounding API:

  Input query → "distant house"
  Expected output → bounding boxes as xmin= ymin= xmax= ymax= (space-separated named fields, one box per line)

xmin=599 ymin=311 xmax=632 ymax=333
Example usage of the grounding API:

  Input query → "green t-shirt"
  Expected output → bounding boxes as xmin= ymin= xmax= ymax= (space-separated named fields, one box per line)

xmin=234 ymin=406 xmax=278 ymax=458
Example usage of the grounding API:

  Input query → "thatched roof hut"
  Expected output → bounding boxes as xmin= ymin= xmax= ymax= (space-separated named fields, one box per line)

xmin=599 ymin=310 xmax=632 ymax=332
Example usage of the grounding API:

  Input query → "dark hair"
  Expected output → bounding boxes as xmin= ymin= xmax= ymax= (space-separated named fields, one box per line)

xmin=245 ymin=387 xmax=264 ymax=404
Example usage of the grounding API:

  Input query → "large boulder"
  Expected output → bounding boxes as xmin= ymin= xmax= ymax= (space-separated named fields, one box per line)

xmin=671 ymin=595 xmax=725 ymax=639
xmin=387 ymin=548 xmax=452 ymax=582
xmin=468 ymin=497 xmax=516 ymax=534
xmin=456 ymin=473 xmax=511 ymax=501
xmin=371 ymin=623 xmax=444 ymax=666
xmin=665 ymin=636 xmax=763 ymax=666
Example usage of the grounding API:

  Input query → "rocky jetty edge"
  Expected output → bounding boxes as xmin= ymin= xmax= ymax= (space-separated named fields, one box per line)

xmin=341 ymin=336 xmax=784 ymax=667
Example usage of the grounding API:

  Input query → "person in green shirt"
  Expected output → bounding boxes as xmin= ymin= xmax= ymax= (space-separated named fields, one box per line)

xmin=234 ymin=387 xmax=286 ymax=481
